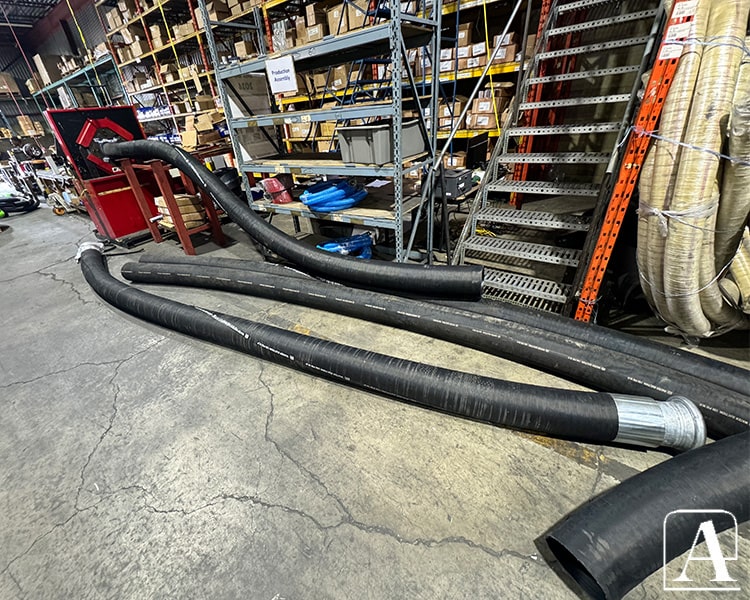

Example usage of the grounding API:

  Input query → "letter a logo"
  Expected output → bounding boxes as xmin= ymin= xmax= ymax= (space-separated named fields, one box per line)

xmin=664 ymin=510 xmax=742 ymax=592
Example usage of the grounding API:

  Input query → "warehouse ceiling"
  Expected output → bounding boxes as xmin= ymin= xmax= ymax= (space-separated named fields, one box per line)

xmin=0 ymin=0 xmax=60 ymax=50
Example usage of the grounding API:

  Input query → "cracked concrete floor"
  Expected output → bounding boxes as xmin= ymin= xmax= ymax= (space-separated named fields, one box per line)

xmin=1 ymin=208 xmax=748 ymax=600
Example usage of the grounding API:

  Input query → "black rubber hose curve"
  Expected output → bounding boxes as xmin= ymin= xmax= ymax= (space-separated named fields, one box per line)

xmin=122 ymin=258 xmax=750 ymax=439
xmin=443 ymin=299 xmax=750 ymax=398
xmin=101 ymin=140 xmax=483 ymax=299
xmin=545 ymin=430 xmax=750 ymax=600
xmin=138 ymin=252 xmax=750 ymax=405
xmin=79 ymin=247 xmax=625 ymax=443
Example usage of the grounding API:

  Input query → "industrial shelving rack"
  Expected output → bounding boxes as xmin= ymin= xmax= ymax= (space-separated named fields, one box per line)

xmin=31 ymin=54 xmax=130 ymax=109
xmin=201 ymin=0 xmax=443 ymax=262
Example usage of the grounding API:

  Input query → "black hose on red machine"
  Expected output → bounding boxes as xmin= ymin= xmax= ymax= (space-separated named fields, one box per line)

xmin=100 ymin=140 xmax=483 ymax=299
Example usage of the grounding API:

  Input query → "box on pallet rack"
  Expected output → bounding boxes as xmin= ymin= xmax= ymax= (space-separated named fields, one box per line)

xmin=0 ymin=73 xmax=20 ymax=95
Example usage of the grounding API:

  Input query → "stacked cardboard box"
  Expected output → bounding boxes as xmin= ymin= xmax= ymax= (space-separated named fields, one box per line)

xmin=16 ymin=115 xmax=44 ymax=137
xmin=465 ymin=83 xmax=513 ymax=130
xmin=181 ymin=110 xmax=223 ymax=148
xmin=155 ymin=194 xmax=207 ymax=230
xmin=117 ymin=0 xmax=138 ymax=22
xmin=105 ymin=9 xmax=123 ymax=31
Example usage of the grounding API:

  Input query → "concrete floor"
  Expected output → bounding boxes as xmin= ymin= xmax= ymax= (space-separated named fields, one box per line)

xmin=1 ymin=207 xmax=747 ymax=599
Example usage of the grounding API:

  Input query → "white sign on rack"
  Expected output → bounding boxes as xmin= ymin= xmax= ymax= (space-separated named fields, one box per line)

xmin=265 ymin=55 xmax=298 ymax=95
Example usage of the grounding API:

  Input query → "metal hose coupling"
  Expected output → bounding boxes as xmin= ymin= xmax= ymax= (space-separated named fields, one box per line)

xmin=75 ymin=242 xmax=105 ymax=261
xmin=612 ymin=395 xmax=707 ymax=451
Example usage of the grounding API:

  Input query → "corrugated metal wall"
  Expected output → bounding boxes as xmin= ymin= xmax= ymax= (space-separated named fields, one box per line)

xmin=35 ymin=3 xmax=107 ymax=57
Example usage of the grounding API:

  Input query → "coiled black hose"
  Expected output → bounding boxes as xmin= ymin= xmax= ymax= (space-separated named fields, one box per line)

xmin=101 ymin=140 xmax=483 ymax=299
xmin=122 ymin=257 xmax=749 ymax=439
xmin=545 ymin=430 xmax=749 ymax=600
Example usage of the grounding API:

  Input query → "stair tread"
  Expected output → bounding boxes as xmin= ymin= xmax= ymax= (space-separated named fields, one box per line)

xmin=475 ymin=207 xmax=591 ymax=231
xmin=536 ymin=36 xmax=651 ymax=61
xmin=519 ymin=94 xmax=631 ymax=110
xmin=548 ymin=9 xmax=659 ymax=36
xmin=483 ymin=268 xmax=571 ymax=304
xmin=507 ymin=122 xmax=621 ymax=136
xmin=526 ymin=65 xmax=641 ymax=86
xmin=486 ymin=180 xmax=600 ymax=197
xmin=557 ymin=0 xmax=615 ymax=14
xmin=495 ymin=152 xmax=610 ymax=164
xmin=464 ymin=235 xmax=582 ymax=266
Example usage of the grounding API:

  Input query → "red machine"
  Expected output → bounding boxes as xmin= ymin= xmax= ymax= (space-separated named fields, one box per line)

xmin=45 ymin=106 xmax=160 ymax=242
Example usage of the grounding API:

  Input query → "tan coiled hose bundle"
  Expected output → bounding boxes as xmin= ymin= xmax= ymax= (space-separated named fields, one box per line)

xmin=637 ymin=0 xmax=750 ymax=337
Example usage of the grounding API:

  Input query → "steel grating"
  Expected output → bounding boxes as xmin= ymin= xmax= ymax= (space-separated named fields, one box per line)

xmin=475 ymin=208 xmax=591 ymax=231
xmin=483 ymin=268 xmax=571 ymax=303
xmin=495 ymin=152 xmax=610 ymax=164
xmin=507 ymin=122 xmax=621 ymax=136
xmin=464 ymin=236 xmax=582 ymax=266
xmin=486 ymin=180 xmax=600 ymax=197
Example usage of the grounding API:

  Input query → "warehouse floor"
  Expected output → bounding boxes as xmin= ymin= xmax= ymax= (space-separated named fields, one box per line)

xmin=1 ymin=207 xmax=747 ymax=599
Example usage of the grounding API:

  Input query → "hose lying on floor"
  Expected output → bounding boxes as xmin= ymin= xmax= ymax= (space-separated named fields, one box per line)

xmin=78 ymin=243 xmax=705 ymax=451
xmin=136 ymin=253 xmax=750 ymax=401
xmin=545 ymin=429 xmax=749 ymax=600
xmin=122 ymin=257 xmax=748 ymax=439
xmin=101 ymin=140 xmax=483 ymax=299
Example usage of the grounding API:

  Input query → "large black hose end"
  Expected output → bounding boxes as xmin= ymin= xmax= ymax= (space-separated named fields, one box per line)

xmin=543 ymin=431 xmax=750 ymax=600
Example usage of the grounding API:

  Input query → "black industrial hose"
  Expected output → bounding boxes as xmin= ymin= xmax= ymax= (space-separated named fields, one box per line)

xmin=545 ymin=430 xmax=749 ymax=600
xmin=101 ymin=140 xmax=483 ymax=299
xmin=138 ymin=252 xmax=750 ymax=402
xmin=443 ymin=299 xmax=750 ymax=399
xmin=122 ymin=258 xmax=748 ymax=439
xmin=78 ymin=244 xmax=704 ymax=450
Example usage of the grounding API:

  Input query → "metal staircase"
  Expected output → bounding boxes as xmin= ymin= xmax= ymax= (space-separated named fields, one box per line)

xmin=454 ymin=0 xmax=664 ymax=315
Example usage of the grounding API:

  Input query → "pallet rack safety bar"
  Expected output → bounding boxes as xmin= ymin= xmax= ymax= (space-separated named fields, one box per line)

xmin=574 ymin=0 xmax=696 ymax=321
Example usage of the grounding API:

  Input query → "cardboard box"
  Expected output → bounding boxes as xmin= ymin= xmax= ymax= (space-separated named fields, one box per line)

xmin=194 ymin=113 xmax=215 ymax=131
xmin=149 ymin=23 xmax=167 ymax=40
xmin=466 ymin=55 xmax=486 ymax=70
xmin=457 ymin=23 xmax=472 ymax=46
xmin=206 ymin=0 xmax=230 ymax=20
xmin=439 ymin=59 xmax=457 ymax=73
xmin=493 ymin=32 xmax=518 ymax=48
xmin=173 ymin=22 xmax=193 ymax=39
xmin=439 ymin=47 xmax=453 ymax=60
xmin=319 ymin=121 xmax=337 ymax=137
xmin=326 ymin=4 xmax=348 ymax=35
xmin=492 ymin=43 xmax=518 ymax=64
xmin=231 ymin=1 xmax=245 ymax=16
xmin=313 ymin=72 xmax=328 ymax=91
xmin=33 ymin=54 xmax=62 ymax=86
xmin=234 ymin=39 xmax=256 ymax=57
xmin=466 ymin=112 xmax=497 ymax=129
xmin=525 ymin=35 xmax=537 ymax=59
xmin=288 ymin=121 xmax=317 ymax=138
xmin=306 ymin=23 xmax=327 ymax=42
xmin=0 ymin=73 xmax=20 ymax=95
xmin=456 ymin=46 xmax=470 ymax=59
xmin=439 ymin=116 xmax=464 ymax=129
xmin=457 ymin=58 xmax=469 ymax=71
xmin=443 ymin=151 xmax=466 ymax=168
xmin=440 ymin=96 xmax=468 ymax=117
xmin=472 ymin=98 xmax=496 ymax=114
xmin=105 ymin=9 xmax=123 ymax=30
xmin=24 ymin=77 xmax=39 ymax=94
xmin=117 ymin=0 xmax=137 ymax=15
xmin=305 ymin=2 xmax=327 ymax=26
xmin=130 ymin=39 xmax=150 ymax=57
xmin=347 ymin=0 xmax=369 ymax=30
xmin=471 ymin=41 xmax=486 ymax=57
xmin=121 ymin=24 xmax=144 ymax=44
xmin=117 ymin=46 xmax=133 ymax=63
xmin=194 ymin=95 xmax=215 ymax=111
xmin=159 ymin=63 xmax=180 ymax=83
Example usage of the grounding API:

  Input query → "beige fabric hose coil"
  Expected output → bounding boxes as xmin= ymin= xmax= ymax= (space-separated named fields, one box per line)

xmin=638 ymin=0 xmax=750 ymax=337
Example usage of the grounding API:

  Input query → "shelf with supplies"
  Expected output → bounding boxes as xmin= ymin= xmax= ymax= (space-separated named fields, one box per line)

xmin=204 ymin=0 xmax=443 ymax=262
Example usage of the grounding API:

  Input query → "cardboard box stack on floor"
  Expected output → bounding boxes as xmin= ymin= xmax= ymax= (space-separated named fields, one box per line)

xmin=155 ymin=194 xmax=207 ymax=230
